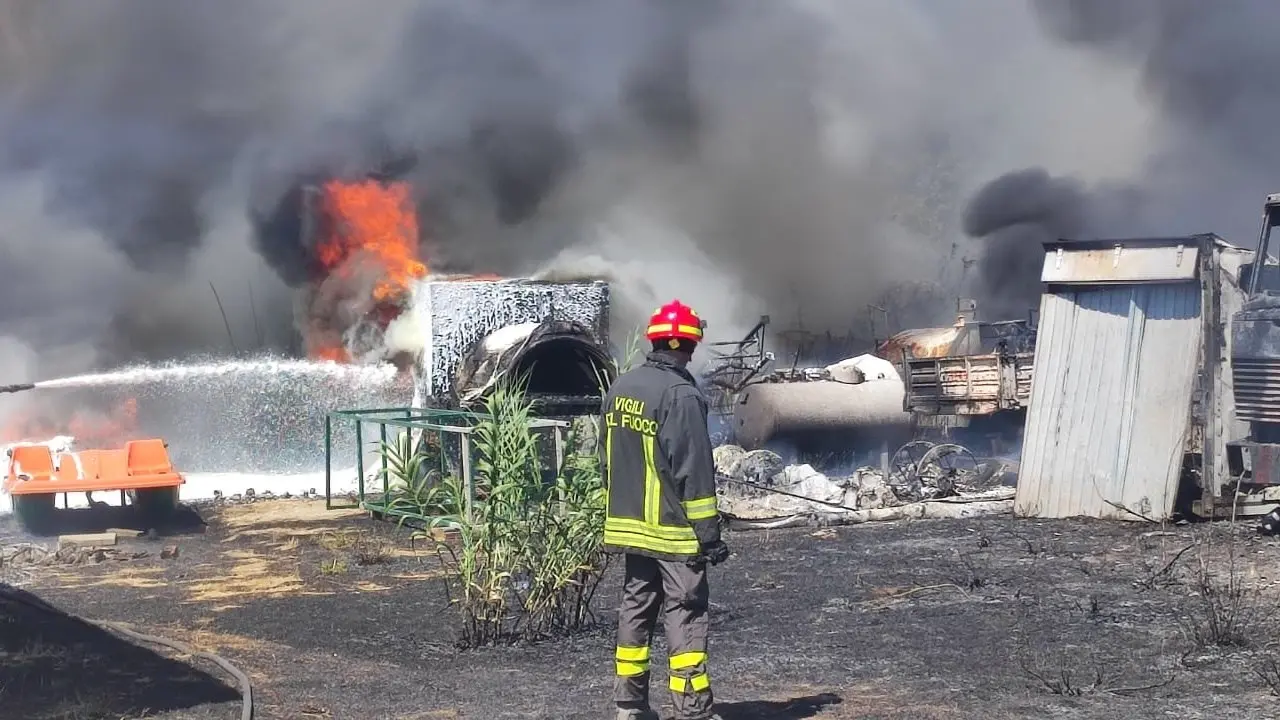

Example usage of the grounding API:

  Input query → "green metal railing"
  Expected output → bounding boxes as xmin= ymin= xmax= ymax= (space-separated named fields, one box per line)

xmin=323 ymin=406 xmax=570 ymax=527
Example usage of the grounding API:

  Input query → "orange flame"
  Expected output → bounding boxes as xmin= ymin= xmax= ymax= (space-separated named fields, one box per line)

xmin=1 ymin=397 xmax=140 ymax=449
xmin=308 ymin=179 xmax=427 ymax=361
xmin=315 ymin=179 xmax=426 ymax=300
xmin=311 ymin=345 xmax=351 ymax=364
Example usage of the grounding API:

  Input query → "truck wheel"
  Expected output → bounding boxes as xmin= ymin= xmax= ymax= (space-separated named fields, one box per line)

xmin=12 ymin=493 xmax=57 ymax=535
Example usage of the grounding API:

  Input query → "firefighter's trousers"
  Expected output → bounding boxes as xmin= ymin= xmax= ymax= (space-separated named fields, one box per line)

xmin=613 ymin=553 xmax=714 ymax=719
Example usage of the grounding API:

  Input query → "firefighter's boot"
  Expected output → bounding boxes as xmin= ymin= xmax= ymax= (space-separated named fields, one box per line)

xmin=614 ymin=706 xmax=661 ymax=720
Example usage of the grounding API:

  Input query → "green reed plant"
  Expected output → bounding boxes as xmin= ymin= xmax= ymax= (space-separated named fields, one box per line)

xmin=379 ymin=373 xmax=610 ymax=646
xmin=376 ymin=428 xmax=464 ymax=525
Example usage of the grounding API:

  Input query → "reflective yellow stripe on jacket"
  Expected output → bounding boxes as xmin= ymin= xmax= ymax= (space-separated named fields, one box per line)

xmin=603 ymin=428 xmax=701 ymax=556
xmin=681 ymin=496 xmax=718 ymax=521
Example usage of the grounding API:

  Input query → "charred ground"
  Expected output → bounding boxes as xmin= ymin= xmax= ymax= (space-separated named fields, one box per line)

xmin=3 ymin=499 xmax=1280 ymax=719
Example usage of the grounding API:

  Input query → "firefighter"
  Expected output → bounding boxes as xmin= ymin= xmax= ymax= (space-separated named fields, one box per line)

xmin=601 ymin=299 xmax=730 ymax=720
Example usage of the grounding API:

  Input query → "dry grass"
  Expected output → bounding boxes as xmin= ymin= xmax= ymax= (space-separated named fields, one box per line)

xmin=758 ymin=683 xmax=956 ymax=719
xmin=183 ymin=549 xmax=313 ymax=604
xmin=352 ymin=581 xmax=393 ymax=592
xmin=389 ymin=570 xmax=447 ymax=581
xmin=219 ymin=500 xmax=364 ymax=544
xmin=52 ymin=566 xmax=168 ymax=590
xmin=220 ymin=499 xmax=364 ymax=528
xmin=0 ymin=638 xmax=63 ymax=664
xmin=166 ymin=626 xmax=279 ymax=655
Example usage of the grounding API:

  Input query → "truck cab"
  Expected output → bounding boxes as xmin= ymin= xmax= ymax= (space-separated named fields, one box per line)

xmin=1241 ymin=192 xmax=1280 ymax=296
xmin=1225 ymin=193 xmax=1280 ymax=492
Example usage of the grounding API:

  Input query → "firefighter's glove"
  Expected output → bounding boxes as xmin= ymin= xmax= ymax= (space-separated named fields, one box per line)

xmin=701 ymin=540 xmax=730 ymax=566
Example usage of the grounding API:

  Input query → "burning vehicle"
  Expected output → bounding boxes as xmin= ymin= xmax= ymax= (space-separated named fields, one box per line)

xmin=293 ymin=176 xmax=615 ymax=417
xmin=1220 ymin=192 xmax=1280 ymax=520
xmin=404 ymin=277 xmax=614 ymax=417
xmin=0 ymin=174 xmax=614 ymax=479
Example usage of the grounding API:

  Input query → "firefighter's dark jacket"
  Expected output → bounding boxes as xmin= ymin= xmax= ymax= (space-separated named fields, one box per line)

xmin=600 ymin=350 xmax=721 ymax=561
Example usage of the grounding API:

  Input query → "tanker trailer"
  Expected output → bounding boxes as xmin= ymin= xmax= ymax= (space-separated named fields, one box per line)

xmin=725 ymin=315 xmax=966 ymax=453
xmin=724 ymin=305 xmax=1035 ymax=460
xmin=731 ymin=366 xmax=913 ymax=454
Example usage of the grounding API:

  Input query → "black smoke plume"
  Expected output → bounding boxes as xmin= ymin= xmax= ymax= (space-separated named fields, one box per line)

xmin=3 ymin=0 xmax=1226 ymax=385
xmin=966 ymin=0 xmax=1280 ymax=313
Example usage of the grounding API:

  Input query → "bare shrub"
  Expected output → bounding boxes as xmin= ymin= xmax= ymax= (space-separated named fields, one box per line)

xmin=1254 ymin=653 xmax=1280 ymax=696
xmin=1179 ymin=549 xmax=1271 ymax=650
xmin=1018 ymin=646 xmax=1174 ymax=697
xmin=950 ymin=550 xmax=990 ymax=590
xmin=1132 ymin=542 xmax=1195 ymax=592
xmin=351 ymin=534 xmax=393 ymax=566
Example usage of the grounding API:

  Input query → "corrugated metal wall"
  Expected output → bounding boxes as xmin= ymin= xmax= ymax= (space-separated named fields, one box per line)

xmin=1016 ymin=282 xmax=1203 ymax=520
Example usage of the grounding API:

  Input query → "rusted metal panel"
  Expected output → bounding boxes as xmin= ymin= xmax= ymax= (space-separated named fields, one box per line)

xmin=1041 ymin=243 xmax=1200 ymax=284
xmin=877 ymin=326 xmax=960 ymax=361
xmin=1251 ymin=443 xmax=1280 ymax=485
xmin=905 ymin=353 xmax=1033 ymax=416
xmin=1016 ymin=281 xmax=1203 ymax=521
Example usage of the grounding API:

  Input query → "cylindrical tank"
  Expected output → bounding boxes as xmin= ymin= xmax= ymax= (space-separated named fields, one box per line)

xmin=733 ymin=379 xmax=913 ymax=450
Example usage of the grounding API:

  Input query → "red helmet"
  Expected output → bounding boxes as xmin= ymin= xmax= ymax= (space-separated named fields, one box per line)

xmin=646 ymin=300 xmax=705 ymax=345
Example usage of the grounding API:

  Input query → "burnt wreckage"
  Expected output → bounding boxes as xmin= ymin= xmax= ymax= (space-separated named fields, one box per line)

xmin=1008 ymin=196 xmax=1280 ymax=523
xmin=286 ymin=176 xmax=617 ymax=417
xmin=407 ymin=277 xmax=615 ymax=417
xmin=703 ymin=301 xmax=1036 ymax=487
xmin=1227 ymin=193 xmax=1280 ymax=520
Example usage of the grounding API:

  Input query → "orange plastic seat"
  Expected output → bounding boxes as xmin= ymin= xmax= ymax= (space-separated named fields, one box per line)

xmin=9 ymin=445 xmax=54 ymax=482
xmin=5 ymin=441 xmax=183 ymax=496
xmin=98 ymin=449 xmax=129 ymax=482
xmin=125 ymin=439 xmax=173 ymax=476
xmin=54 ymin=454 xmax=79 ymax=482
xmin=77 ymin=450 xmax=103 ymax=481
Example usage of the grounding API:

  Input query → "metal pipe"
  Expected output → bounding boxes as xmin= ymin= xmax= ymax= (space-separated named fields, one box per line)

xmin=0 ymin=383 xmax=35 ymax=394
xmin=356 ymin=421 xmax=365 ymax=503
xmin=324 ymin=415 xmax=333 ymax=510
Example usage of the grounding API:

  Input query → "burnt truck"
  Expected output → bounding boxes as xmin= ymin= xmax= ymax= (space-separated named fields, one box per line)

xmin=896 ymin=302 xmax=1037 ymax=454
xmin=705 ymin=300 xmax=1035 ymax=479
xmin=1224 ymin=192 xmax=1280 ymax=515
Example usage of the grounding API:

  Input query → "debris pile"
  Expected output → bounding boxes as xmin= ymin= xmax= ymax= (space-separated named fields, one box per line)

xmin=0 ymin=541 xmax=151 ymax=587
xmin=712 ymin=444 xmax=1015 ymax=529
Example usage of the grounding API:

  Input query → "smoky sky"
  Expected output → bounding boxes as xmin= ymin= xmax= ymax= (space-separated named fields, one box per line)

xmin=966 ymin=0 xmax=1280 ymax=315
xmin=0 ymin=0 xmax=708 ymax=367
xmin=3 ymin=0 xmax=1265 ymax=383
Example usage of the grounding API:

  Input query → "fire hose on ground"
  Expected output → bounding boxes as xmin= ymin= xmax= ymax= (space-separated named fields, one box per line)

xmin=100 ymin=621 xmax=254 ymax=720
xmin=1 ymin=584 xmax=254 ymax=720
